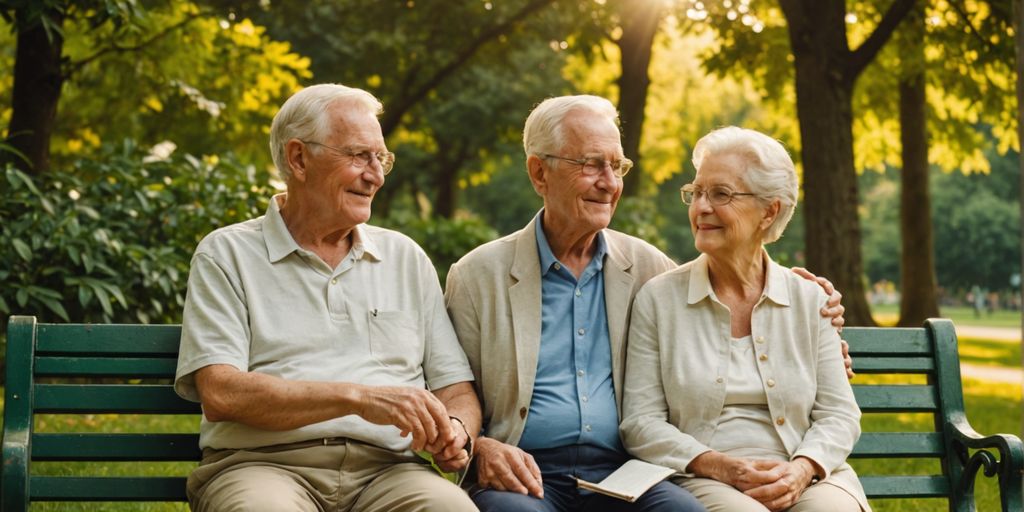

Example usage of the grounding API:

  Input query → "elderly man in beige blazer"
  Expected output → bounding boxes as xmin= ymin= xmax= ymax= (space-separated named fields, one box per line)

xmin=445 ymin=96 xmax=845 ymax=512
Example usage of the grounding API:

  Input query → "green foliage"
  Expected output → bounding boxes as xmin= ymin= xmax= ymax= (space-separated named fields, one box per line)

xmin=378 ymin=211 xmax=498 ymax=284
xmin=0 ymin=141 xmax=275 ymax=329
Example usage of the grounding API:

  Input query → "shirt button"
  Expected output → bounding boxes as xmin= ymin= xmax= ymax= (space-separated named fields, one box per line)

xmin=584 ymin=424 xmax=592 ymax=432
xmin=581 ymin=396 xmax=589 ymax=402
xmin=716 ymin=377 xmax=724 ymax=383
xmin=578 ymin=328 xmax=586 ymax=336
xmin=330 ymin=278 xmax=338 ymax=285
xmin=519 ymin=407 xmax=528 ymax=419
xmin=767 ymin=379 xmax=776 ymax=387
xmin=577 ymin=370 xmax=585 ymax=377
xmin=759 ymin=354 xmax=768 ymax=362
xmin=756 ymin=336 xmax=765 ymax=343
xmin=575 ymin=289 xmax=582 ymax=297
xmin=554 ymin=263 xmax=561 ymax=270
xmin=776 ymin=417 xmax=785 ymax=426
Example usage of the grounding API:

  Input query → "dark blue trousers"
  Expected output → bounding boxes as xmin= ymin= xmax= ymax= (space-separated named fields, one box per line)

xmin=471 ymin=444 xmax=706 ymax=512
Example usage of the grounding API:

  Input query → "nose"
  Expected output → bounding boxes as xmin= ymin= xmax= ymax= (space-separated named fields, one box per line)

xmin=362 ymin=161 xmax=386 ymax=186
xmin=690 ymin=191 xmax=714 ymax=213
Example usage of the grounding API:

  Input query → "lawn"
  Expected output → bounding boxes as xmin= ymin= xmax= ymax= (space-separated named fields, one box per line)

xmin=1 ymin=336 xmax=1021 ymax=511
xmin=872 ymin=304 xmax=1023 ymax=329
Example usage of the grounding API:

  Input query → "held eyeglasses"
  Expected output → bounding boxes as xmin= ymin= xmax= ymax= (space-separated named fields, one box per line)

xmin=302 ymin=140 xmax=396 ymax=175
xmin=681 ymin=183 xmax=760 ymax=206
xmin=542 ymin=154 xmax=633 ymax=177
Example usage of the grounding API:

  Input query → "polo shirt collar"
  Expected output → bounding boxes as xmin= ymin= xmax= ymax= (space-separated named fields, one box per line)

xmin=263 ymin=193 xmax=381 ymax=264
xmin=686 ymin=250 xmax=790 ymax=306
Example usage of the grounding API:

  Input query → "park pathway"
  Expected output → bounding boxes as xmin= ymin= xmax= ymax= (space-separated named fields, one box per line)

xmin=955 ymin=325 xmax=1021 ymax=385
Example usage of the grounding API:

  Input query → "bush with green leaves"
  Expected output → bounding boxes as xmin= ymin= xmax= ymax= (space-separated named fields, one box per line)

xmin=1 ymin=141 xmax=276 ymax=329
xmin=379 ymin=211 xmax=499 ymax=284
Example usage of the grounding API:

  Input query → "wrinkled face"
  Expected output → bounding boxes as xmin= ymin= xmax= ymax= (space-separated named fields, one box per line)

xmin=303 ymin=103 xmax=387 ymax=228
xmin=536 ymin=110 xmax=624 ymax=235
xmin=689 ymin=153 xmax=769 ymax=258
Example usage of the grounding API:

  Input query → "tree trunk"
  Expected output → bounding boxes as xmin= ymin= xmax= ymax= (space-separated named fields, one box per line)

xmin=896 ymin=8 xmax=940 ymax=327
xmin=783 ymin=1 xmax=876 ymax=326
xmin=4 ymin=10 xmax=65 ymax=173
xmin=616 ymin=0 xmax=664 ymax=197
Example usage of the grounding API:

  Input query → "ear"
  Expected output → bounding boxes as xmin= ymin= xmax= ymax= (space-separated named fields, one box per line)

xmin=285 ymin=139 xmax=309 ymax=182
xmin=526 ymin=154 xmax=548 ymax=197
xmin=761 ymin=199 xmax=781 ymax=230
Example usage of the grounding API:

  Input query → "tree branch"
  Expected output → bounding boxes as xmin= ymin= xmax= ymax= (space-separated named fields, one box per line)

xmin=379 ymin=0 xmax=557 ymax=137
xmin=949 ymin=0 xmax=1000 ymax=53
xmin=848 ymin=0 xmax=917 ymax=80
xmin=63 ymin=11 xmax=206 ymax=79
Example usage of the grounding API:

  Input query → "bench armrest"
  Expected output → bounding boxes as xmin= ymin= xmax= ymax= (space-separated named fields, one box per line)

xmin=947 ymin=416 xmax=1024 ymax=512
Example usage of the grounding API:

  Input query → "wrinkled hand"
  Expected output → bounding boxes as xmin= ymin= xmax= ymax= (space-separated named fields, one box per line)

xmin=841 ymin=338 xmax=854 ymax=379
xmin=688 ymin=452 xmax=779 ymax=492
xmin=743 ymin=458 xmax=816 ymax=511
xmin=791 ymin=267 xmax=845 ymax=331
xmin=474 ymin=437 xmax=544 ymax=498
xmin=355 ymin=385 xmax=454 ymax=452
xmin=430 ymin=417 xmax=472 ymax=472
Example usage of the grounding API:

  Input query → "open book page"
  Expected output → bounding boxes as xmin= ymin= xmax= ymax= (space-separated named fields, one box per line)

xmin=575 ymin=459 xmax=677 ymax=502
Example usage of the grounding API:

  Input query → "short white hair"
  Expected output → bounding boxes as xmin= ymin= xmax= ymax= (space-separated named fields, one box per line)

xmin=269 ymin=84 xmax=383 ymax=181
xmin=691 ymin=126 xmax=798 ymax=244
xmin=523 ymin=95 xmax=619 ymax=158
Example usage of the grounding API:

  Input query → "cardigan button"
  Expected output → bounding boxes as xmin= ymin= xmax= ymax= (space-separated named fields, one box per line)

xmin=776 ymin=417 xmax=786 ymax=426
xmin=519 ymin=407 xmax=528 ymax=419
xmin=767 ymin=379 xmax=776 ymax=387
xmin=759 ymin=354 xmax=768 ymax=362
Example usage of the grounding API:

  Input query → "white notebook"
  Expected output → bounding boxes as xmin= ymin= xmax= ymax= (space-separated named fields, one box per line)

xmin=575 ymin=459 xmax=677 ymax=502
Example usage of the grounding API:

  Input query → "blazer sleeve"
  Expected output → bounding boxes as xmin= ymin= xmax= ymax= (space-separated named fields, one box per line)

xmin=444 ymin=261 xmax=484 ymax=390
xmin=620 ymin=287 xmax=712 ymax=475
xmin=791 ymin=296 xmax=862 ymax=478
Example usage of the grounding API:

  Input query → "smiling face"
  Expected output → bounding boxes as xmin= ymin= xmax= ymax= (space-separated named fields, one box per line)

xmin=532 ymin=109 xmax=624 ymax=238
xmin=301 ymin=102 xmax=387 ymax=229
xmin=689 ymin=152 xmax=773 ymax=260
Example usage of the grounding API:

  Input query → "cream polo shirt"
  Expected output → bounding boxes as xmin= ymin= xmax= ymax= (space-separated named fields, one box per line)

xmin=175 ymin=194 xmax=474 ymax=451
xmin=621 ymin=252 xmax=867 ymax=509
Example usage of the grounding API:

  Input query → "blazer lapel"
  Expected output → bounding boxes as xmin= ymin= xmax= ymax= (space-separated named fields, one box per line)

xmin=603 ymin=233 xmax=635 ymax=414
xmin=509 ymin=219 xmax=543 ymax=407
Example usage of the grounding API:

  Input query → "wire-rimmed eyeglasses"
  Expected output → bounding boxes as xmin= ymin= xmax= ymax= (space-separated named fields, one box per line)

xmin=541 ymin=154 xmax=633 ymax=177
xmin=680 ymin=183 xmax=760 ymax=206
xmin=302 ymin=140 xmax=396 ymax=175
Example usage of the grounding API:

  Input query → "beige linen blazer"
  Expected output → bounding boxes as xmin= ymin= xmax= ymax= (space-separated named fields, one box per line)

xmin=444 ymin=215 xmax=675 ymax=447
xmin=620 ymin=253 xmax=868 ymax=509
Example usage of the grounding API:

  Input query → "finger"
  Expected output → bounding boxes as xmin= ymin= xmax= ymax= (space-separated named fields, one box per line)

xmin=505 ymin=454 xmax=542 ymax=497
xmin=841 ymin=339 xmax=850 ymax=357
xmin=790 ymin=267 xmax=812 ymax=280
xmin=522 ymin=452 xmax=545 ymax=498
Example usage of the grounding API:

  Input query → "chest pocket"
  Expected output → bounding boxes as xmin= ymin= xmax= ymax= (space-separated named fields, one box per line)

xmin=368 ymin=310 xmax=424 ymax=370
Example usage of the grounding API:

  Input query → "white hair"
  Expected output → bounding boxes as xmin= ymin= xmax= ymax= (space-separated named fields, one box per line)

xmin=269 ymin=84 xmax=383 ymax=181
xmin=691 ymin=126 xmax=798 ymax=244
xmin=523 ymin=95 xmax=619 ymax=158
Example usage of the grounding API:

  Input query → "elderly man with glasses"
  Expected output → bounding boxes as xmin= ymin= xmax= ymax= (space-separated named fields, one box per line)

xmin=175 ymin=84 xmax=480 ymax=512
xmin=444 ymin=95 xmax=847 ymax=512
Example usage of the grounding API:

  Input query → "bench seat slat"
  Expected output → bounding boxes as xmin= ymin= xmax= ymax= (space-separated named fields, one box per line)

xmin=851 ymin=357 xmax=935 ymax=373
xmin=29 ymin=476 xmax=188 ymax=501
xmin=33 ymin=433 xmax=201 ymax=461
xmin=35 ymin=324 xmax=182 ymax=356
xmin=844 ymin=328 xmax=932 ymax=355
xmin=851 ymin=432 xmax=943 ymax=458
xmin=852 ymin=385 xmax=938 ymax=412
xmin=860 ymin=475 xmax=950 ymax=499
xmin=34 ymin=385 xmax=200 ymax=414
xmin=35 ymin=357 xmax=178 ymax=378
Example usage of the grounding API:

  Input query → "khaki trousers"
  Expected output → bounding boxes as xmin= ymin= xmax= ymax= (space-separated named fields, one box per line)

xmin=187 ymin=439 xmax=477 ymax=512
xmin=679 ymin=477 xmax=867 ymax=512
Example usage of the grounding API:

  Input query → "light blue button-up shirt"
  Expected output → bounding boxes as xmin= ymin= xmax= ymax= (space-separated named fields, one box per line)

xmin=517 ymin=213 xmax=622 ymax=452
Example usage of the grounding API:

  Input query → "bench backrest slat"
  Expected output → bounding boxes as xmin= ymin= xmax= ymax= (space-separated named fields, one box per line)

xmin=33 ymin=433 xmax=202 ymax=461
xmin=34 ymin=384 xmax=200 ymax=414
xmin=851 ymin=384 xmax=938 ymax=412
xmin=35 ymin=324 xmax=182 ymax=355
xmin=851 ymin=356 xmax=935 ymax=373
xmin=35 ymin=356 xmax=178 ymax=377
xmin=851 ymin=432 xmax=944 ymax=458
xmin=857 ymin=476 xmax=951 ymax=499
xmin=29 ymin=476 xmax=188 ymax=502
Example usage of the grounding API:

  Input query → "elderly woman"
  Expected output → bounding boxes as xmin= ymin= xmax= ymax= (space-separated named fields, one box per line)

xmin=620 ymin=127 xmax=867 ymax=512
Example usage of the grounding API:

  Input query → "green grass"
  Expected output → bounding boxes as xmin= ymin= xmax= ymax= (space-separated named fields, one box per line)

xmin=872 ymin=304 xmax=1023 ymax=329
xmin=958 ymin=336 xmax=1022 ymax=368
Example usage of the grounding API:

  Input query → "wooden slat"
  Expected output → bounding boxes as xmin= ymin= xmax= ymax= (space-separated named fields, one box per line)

xmin=32 ymin=433 xmax=201 ymax=462
xmin=844 ymin=327 xmax=932 ymax=355
xmin=29 ymin=476 xmax=187 ymax=501
xmin=33 ymin=385 xmax=200 ymax=414
xmin=35 ymin=324 xmax=182 ymax=356
xmin=851 ymin=432 xmax=944 ymax=458
xmin=860 ymin=475 xmax=950 ymax=499
xmin=851 ymin=356 xmax=935 ymax=373
xmin=853 ymin=385 xmax=938 ymax=412
xmin=35 ymin=357 xmax=178 ymax=378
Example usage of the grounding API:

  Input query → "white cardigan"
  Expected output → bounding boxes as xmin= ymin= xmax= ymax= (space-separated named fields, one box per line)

xmin=620 ymin=253 xmax=868 ymax=509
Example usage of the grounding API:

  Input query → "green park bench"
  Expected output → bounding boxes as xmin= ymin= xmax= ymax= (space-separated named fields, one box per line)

xmin=2 ymin=315 xmax=1022 ymax=510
